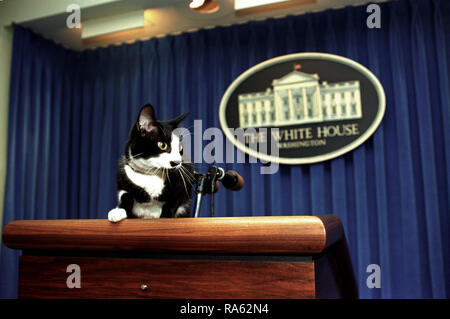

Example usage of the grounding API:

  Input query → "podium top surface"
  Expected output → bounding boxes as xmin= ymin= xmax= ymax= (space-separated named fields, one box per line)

xmin=3 ymin=215 xmax=343 ymax=255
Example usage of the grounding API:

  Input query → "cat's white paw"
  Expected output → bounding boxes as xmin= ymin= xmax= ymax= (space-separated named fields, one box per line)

xmin=108 ymin=208 xmax=127 ymax=223
xmin=175 ymin=206 xmax=188 ymax=217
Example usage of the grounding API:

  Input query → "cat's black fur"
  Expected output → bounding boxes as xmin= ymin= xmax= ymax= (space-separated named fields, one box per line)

xmin=113 ymin=104 xmax=194 ymax=219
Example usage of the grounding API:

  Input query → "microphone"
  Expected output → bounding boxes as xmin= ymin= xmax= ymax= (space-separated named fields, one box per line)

xmin=217 ymin=168 xmax=245 ymax=191
xmin=194 ymin=171 xmax=220 ymax=194
xmin=193 ymin=166 xmax=244 ymax=218
xmin=213 ymin=181 xmax=220 ymax=193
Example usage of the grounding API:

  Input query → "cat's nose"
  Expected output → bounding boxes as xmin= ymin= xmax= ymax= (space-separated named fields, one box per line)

xmin=170 ymin=161 xmax=181 ymax=167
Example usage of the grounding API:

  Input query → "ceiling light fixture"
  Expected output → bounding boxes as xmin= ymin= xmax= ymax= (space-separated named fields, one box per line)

xmin=189 ymin=0 xmax=206 ymax=9
xmin=189 ymin=0 xmax=220 ymax=14
xmin=235 ymin=0 xmax=316 ymax=16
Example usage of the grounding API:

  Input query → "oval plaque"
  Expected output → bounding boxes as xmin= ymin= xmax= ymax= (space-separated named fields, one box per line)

xmin=219 ymin=53 xmax=386 ymax=164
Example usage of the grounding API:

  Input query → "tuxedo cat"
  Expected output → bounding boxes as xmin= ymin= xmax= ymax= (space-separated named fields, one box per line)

xmin=108 ymin=104 xmax=194 ymax=222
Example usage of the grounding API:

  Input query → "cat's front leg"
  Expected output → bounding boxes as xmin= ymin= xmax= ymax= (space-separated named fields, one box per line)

xmin=175 ymin=201 xmax=191 ymax=217
xmin=108 ymin=191 xmax=134 ymax=222
xmin=160 ymin=201 xmax=191 ymax=218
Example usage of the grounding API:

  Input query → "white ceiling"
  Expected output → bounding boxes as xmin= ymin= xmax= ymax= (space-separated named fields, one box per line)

xmin=0 ymin=0 xmax=390 ymax=51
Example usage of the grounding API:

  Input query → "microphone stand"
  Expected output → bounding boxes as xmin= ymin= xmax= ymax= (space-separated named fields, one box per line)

xmin=193 ymin=165 xmax=243 ymax=218
xmin=193 ymin=166 xmax=220 ymax=218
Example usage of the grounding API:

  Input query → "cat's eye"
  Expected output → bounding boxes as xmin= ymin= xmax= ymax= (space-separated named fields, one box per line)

xmin=158 ymin=141 xmax=168 ymax=151
xmin=179 ymin=144 xmax=183 ymax=155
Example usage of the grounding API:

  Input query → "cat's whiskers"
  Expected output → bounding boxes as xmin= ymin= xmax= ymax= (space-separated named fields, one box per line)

xmin=178 ymin=169 xmax=190 ymax=197
xmin=147 ymin=166 xmax=163 ymax=178
xmin=129 ymin=151 xmax=145 ymax=159
xmin=179 ymin=165 xmax=195 ymax=184
xmin=165 ymin=168 xmax=172 ymax=184
xmin=128 ymin=151 xmax=166 ymax=178
xmin=130 ymin=159 xmax=165 ymax=179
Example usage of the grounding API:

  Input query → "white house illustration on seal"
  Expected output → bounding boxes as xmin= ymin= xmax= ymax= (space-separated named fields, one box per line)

xmin=238 ymin=66 xmax=362 ymax=128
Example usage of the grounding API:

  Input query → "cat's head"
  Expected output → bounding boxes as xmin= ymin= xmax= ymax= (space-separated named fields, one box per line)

xmin=126 ymin=104 xmax=189 ymax=170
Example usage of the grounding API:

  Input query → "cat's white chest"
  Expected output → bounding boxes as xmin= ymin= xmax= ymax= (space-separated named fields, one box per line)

xmin=124 ymin=165 xmax=165 ymax=199
xmin=132 ymin=200 xmax=164 ymax=218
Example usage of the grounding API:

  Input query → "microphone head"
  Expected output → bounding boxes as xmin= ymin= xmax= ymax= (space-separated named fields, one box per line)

xmin=229 ymin=171 xmax=244 ymax=191
xmin=222 ymin=170 xmax=244 ymax=191
xmin=213 ymin=181 xmax=220 ymax=193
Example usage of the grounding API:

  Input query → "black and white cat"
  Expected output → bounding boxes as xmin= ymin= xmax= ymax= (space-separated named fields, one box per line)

xmin=108 ymin=104 xmax=195 ymax=222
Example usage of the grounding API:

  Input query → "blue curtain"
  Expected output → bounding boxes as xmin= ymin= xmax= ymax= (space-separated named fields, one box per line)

xmin=1 ymin=0 xmax=449 ymax=298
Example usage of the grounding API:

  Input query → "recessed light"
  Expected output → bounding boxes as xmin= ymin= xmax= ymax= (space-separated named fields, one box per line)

xmin=189 ymin=0 xmax=220 ymax=14
xmin=235 ymin=0 xmax=316 ymax=16
xmin=189 ymin=0 xmax=206 ymax=9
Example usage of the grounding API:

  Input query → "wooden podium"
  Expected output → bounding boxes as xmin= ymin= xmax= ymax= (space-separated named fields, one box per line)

xmin=2 ymin=215 xmax=358 ymax=299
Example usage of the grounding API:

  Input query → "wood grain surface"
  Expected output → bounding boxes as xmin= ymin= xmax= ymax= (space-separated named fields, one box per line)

xmin=3 ymin=215 xmax=343 ymax=255
xmin=19 ymin=256 xmax=315 ymax=299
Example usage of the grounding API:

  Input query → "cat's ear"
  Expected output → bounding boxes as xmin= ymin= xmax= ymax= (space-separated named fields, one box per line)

xmin=137 ymin=104 xmax=158 ymax=134
xmin=168 ymin=111 xmax=189 ymax=128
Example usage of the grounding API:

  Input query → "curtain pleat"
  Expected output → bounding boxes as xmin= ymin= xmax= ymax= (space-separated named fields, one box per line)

xmin=1 ymin=0 xmax=449 ymax=298
xmin=432 ymin=0 xmax=450 ymax=298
